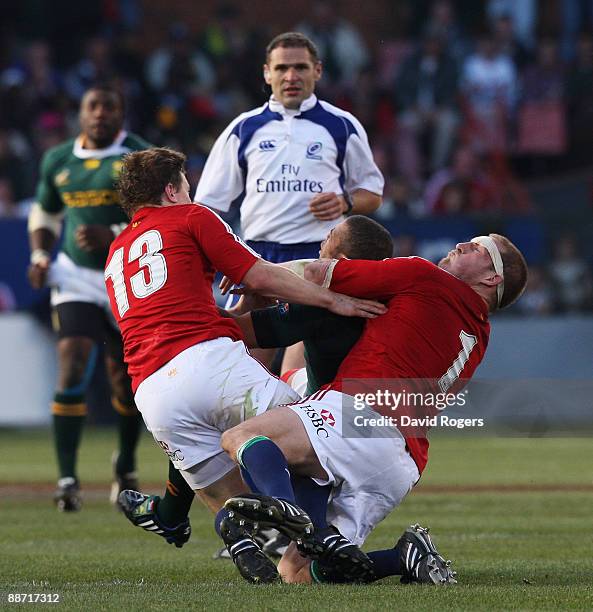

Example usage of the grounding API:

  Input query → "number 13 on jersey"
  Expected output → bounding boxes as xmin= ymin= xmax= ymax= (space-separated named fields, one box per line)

xmin=105 ymin=229 xmax=168 ymax=317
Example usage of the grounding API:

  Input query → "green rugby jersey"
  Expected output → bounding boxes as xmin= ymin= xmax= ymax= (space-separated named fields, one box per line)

xmin=251 ymin=304 xmax=364 ymax=395
xmin=36 ymin=131 xmax=151 ymax=270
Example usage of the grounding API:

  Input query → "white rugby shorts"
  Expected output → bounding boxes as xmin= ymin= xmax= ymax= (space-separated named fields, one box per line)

xmin=135 ymin=337 xmax=299 ymax=489
xmin=49 ymin=252 xmax=111 ymax=310
xmin=287 ymin=389 xmax=420 ymax=546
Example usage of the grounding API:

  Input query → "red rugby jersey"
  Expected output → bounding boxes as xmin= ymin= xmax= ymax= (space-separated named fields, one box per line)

xmin=105 ymin=204 xmax=258 ymax=392
xmin=328 ymin=257 xmax=491 ymax=474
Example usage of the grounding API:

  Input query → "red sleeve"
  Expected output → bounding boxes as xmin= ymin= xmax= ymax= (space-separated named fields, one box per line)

xmin=188 ymin=206 xmax=259 ymax=284
xmin=329 ymin=257 xmax=433 ymax=299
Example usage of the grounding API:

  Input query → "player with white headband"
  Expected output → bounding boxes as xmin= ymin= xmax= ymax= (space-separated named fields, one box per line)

xmin=471 ymin=235 xmax=505 ymax=308
xmin=219 ymin=232 xmax=528 ymax=585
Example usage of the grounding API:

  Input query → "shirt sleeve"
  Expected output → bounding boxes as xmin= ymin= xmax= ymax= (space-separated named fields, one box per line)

xmin=193 ymin=116 xmax=245 ymax=213
xmin=35 ymin=150 xmax=64 ymax=213
xmin=342 ymin=114 xmax=384 ymax=196
xmin=329 ymin=257 xmax=433 ymax=300
xmin=251 ymin=304 xmax=342 ymax=348
xmin=188 ymin=206 xmax=259 ymax=284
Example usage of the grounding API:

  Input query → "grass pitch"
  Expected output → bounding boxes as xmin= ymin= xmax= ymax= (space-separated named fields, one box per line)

xmin=0 ymin=429 xmax=592 ymax=610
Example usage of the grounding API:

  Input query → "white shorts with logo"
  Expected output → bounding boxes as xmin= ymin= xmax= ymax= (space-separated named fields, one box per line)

xmin=48 ymin=252 xmax=112 ymax=309
xmin=287 ymin=390 xmax=420 ymax=546
xmin=135 ymin=337 xmax=299 ymax=489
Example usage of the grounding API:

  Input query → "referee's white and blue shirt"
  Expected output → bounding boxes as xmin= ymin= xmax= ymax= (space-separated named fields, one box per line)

xmin=194 ymin=94 xmax=384 ymax=263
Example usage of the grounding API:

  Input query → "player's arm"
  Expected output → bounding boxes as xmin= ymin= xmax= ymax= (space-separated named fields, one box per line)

xmin=348 ymin=188 xmax=382 ymax=214
xmin=230 ymin=312 xmax=258 ymax=347
xmin=192 ymin=207 xmax=386 ymax=319
xmin=305 ymin=257 xmax=432 ymax=300
xmin=309 ymin=111 xmax=383 ymax=220
xmin=27 ymin=152 xmax=64 ymax=289
xmin=309 ymin=189 xmax=381 ymax=220
xmin=342 ymin=113 xmax=384 ymax=215
xmin=28 ymin=223 xmax=57 ymax=289
xmin=193 ymin=118 xmax=244 ymax=213
xmin=241 ymin=260 xmax=386 ymax=318
xmin=217 ymin=307 xmax=234 ymax=319
xmin=216 ymin=306 xmax=261 ymax=348
xmin=75 ymin=224 xmax=123 ymax=252
xmin=218 ymin=259 xmax=317 ymax=299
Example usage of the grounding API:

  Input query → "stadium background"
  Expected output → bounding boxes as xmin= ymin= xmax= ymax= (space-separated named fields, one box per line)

xmin=0 ymin=1 xmax=592 ymax=608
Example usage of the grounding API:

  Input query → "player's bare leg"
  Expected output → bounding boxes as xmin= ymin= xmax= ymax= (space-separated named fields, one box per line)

xmin=56 ymin=337 xmax=95 ymax=391
xmin=120 ymin=458 xmax=280 ymax=583
xmin=221 ymin=408 xmax=319 ymax=550
xmin=248 ymin=347 xmax=277 ymax=370
xmin=280 ymin=342 xmax=305 ymax=374
xmin=195 ymin=466 xmax=248 ymax=512
xmin=52 ymin=336 xmax=95 ymax=511
xmin=278 ymin=542 xmax=312 ymax=584
xmin=221 ymin=406 xmax=326 ymax=478
xmin=104 ymin=354 xmax=135 ymax=408
xmin=222 ymin=408 xmax=376 ymax=583
xmin=196 ymin=466 xmax=279 ymax=584
xmin=105 ymin=353 xmax=143 ymax=504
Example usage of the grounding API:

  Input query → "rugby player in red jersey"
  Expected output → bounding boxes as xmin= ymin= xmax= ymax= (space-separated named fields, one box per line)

xmin=221 ymin=233 xmax=528 ymax=584
xmin=103 ymin=147 xmax=386 ymax=583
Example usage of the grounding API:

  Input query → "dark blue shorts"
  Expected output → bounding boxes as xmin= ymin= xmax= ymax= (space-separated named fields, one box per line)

xmin=246 ymin=240 xmax=321 ymax=264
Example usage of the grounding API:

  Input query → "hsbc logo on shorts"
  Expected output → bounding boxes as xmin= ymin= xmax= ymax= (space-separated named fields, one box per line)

xmin=157 ymin=440 xmax=184 ymax=463
xmin=300 ymin=405 xmax=332 ymax=438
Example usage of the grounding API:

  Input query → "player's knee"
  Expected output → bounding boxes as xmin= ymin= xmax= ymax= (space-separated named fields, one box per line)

xmin=105 ymin=358 xmax=134 ymax=403
xmin=221 ymin=425 xmax=250 ymax=460
xmin=57 ymin=338 xmax=95 ymax=390
xmin=110 ymin=380 xmax=134 ymax=407
xmin=220 ymin=428 xmax=238 ymax=458
xmin=59 ymin=369 xmax=85 ymax=391
xmin=111 ymin=395 xmax=138 ymax=417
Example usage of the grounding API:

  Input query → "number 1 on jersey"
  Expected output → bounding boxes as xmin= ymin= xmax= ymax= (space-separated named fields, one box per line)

xmin=438 ymin=330 xmax=477 ymax=393
xmin=105 ymin=229 xmax=168 ymax=317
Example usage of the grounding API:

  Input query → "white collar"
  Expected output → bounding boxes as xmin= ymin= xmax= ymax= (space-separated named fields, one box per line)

xmin=268 ymin=94 xmax=318 ymax=116
xmin=73 ymin=130 xmax=129 ymax=159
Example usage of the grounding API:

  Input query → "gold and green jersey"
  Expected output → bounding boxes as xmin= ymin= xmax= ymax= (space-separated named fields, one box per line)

xmin=36 ymin=131 xmax=151 ymax=270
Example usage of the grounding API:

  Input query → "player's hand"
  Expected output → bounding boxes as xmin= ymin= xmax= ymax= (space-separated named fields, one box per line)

xmin=27 ymin=261 xmax=49 ymax=289
xmin=309 ymin=192 xmax=347 ymax=221
xmin=228 ymin=292 xmax=276 ymax=315
xmin=219 ymin=275 xmax=234 ymax=295
xmin=328 ymin=292 xmax=387 ymax=318
xmin=75 ymin=224 xmax=115 ymax=252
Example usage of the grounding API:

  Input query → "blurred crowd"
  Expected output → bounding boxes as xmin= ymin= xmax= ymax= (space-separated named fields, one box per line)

xmin=0 ymin=0 xmax=592 ymax=314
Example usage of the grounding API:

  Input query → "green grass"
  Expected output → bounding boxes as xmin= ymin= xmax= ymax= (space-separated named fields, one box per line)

xmin=0 ymin=429 xmax=592 ymax=610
